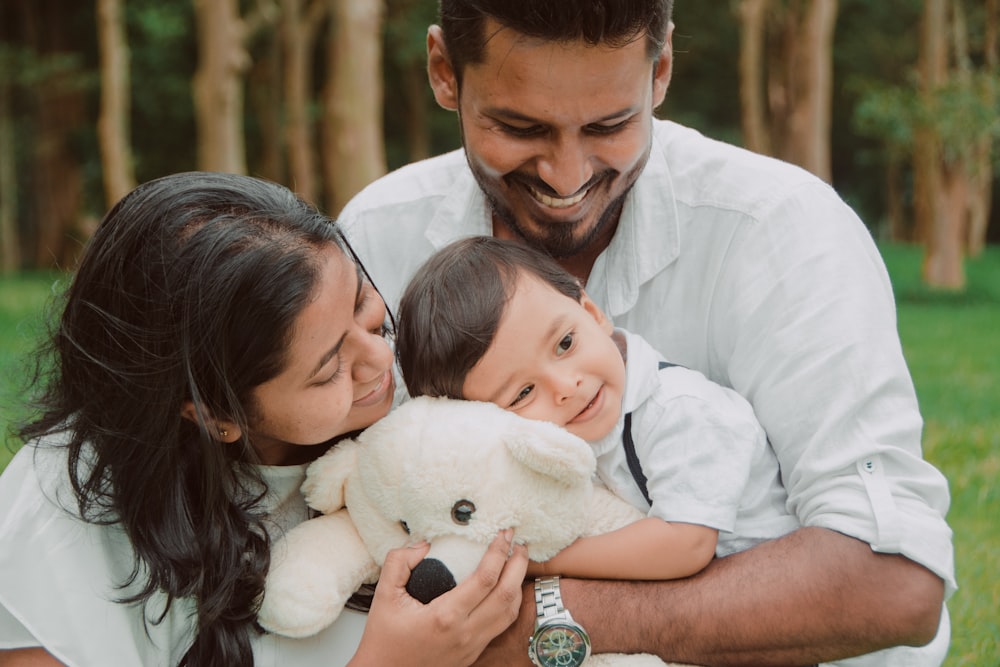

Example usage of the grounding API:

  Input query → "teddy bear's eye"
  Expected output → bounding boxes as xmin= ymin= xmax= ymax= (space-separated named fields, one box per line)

xmin=451 ymin=500 xmax=476 ymax=525
xmin=400 ymin=520 xmax=410 ymax=534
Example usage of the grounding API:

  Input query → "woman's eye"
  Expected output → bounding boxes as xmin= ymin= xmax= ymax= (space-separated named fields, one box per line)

xmin=451 ymin=500 xmax=475 ymax=525
xmin=316 ymin=366 xmax=344 ymax=386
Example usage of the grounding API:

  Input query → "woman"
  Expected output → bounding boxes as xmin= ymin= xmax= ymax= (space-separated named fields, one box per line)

xmin=0 ymin=172 xmax=527 ymax=666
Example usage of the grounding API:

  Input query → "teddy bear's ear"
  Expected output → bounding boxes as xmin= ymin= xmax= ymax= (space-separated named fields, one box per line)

xmin=503 ymin=416 xmax=596 ymax=486
xmin=301 ymin=439 xmax=361 ymax=514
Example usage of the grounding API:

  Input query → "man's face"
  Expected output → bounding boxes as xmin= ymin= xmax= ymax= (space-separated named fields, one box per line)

xmin=428 ymin=20 xmax=672 ymax=260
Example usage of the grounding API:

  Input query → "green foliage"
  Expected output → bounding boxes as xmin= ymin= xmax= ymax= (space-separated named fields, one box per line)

xmin=853 ymin=84 xmax=917 ymax=154
xmin=0 ymin=246 xmax=997 ymax=663
xmin=126 ymin=0 xmax=198 ymax=184
xmin=664 ymin=4 xmax=743 ymax=147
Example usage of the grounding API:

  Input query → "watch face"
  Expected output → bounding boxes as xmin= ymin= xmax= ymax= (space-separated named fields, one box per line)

xmin=529 ymin=621 xmax=591 ymax=667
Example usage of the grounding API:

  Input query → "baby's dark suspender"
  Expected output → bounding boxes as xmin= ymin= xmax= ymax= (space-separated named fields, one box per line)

xmin=622 ymin=361 xmax=677 ymax=507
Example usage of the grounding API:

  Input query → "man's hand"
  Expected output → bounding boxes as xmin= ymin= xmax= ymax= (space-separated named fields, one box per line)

xmin=474 ymin=527 xmax=945 ymax=667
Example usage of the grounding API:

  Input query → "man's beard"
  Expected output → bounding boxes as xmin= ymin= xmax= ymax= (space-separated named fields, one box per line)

xmin=484 ymin=184 xmax=627 ymax=260
xmin=457 ymin=109 xmax=650 ymax=260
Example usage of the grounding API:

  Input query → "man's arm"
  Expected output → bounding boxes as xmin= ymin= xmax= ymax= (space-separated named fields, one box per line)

xmin=475 ymin=527 xmax=944 ymax=667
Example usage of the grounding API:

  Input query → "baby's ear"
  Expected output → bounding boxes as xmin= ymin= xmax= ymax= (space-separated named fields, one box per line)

xmin=503 ymin=415 xmax=596 ymax=486
xmin=580 ymin=289 xmax=613 ymax=335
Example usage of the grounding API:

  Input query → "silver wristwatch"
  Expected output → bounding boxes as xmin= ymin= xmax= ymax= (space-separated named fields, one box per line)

xmin=527 ymin=576 xmax=592 ymax=667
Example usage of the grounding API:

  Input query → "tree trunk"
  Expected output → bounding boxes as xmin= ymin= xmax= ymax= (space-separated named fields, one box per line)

xmin=192 ymin=0 xmax=249 ymax=174
xmin=763 ymin=0 xmax=836 ymax=181
xmin=0 ymin=69 xmax=18 ymax=274
xmin=785 ymin=0 xmax=836 ymax=182
xmin=249 ymin=30 xmax=284 ymax=183
xmin=23 ymin=0 xmax=86 ymax=269
xmin=323 ymin=0 xmax=387 ymax=214
xmin=282 ymin=0 xmax=326 ymax=205
xmin=96 ymin=0 xmax=136 ymax=209
xmin=885 ymin=155 xmax=907 ymax=242
xmin=403 ymin=58 xmax=431 ymax=162
xmin=968 ymin=0 xmax=997 ymax=256
xmin=914 ymin=0 xmax=965 ymax=289
xmin=738 ymin=0 xmax=772 ymax=156
xmin=924 ymin=159 xmax=968 ymax=288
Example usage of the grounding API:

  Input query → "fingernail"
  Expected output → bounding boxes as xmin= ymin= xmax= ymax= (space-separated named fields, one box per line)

xmin=409 ymin=540 xmax=429 ymax=549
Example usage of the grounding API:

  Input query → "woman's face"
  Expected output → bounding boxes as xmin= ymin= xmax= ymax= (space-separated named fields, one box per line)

xmin=248 ymin=246 xmax=395 ymax=465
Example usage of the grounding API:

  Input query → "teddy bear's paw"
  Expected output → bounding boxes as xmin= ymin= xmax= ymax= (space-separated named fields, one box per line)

xmin=257 ymin=512 xmax=379 ymax=638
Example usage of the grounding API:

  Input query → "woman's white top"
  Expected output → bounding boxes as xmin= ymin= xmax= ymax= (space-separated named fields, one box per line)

xmin=0 ymin=440 xmax=366 ymax=666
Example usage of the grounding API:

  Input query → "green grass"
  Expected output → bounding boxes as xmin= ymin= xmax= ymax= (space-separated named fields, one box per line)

xmin=0 ymin=246 xmax=998 ymax=664
xmin=0 ymin=272 xmax=64 ymax=469
xmin=881 ymin=243 xmax=1000 ymax=666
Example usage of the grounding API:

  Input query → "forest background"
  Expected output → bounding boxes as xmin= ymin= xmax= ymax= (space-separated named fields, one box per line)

xmin=0 ymin=0 xmax=998 ymax=286
xmin=0 ymin=1 xmax=998 ymax=665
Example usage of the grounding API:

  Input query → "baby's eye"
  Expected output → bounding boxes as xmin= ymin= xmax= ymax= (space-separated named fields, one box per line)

xmin=510 ymin=385 xmax=534 ymax=407
xmin=556 ymin=333 xmax=574 ymax=355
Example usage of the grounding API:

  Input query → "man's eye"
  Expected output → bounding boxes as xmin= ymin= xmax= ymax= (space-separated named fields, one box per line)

xmin=587 ymin=120 xmax=630 ymax=135
xmin=499 ymin=122 xmax=542 ymax=137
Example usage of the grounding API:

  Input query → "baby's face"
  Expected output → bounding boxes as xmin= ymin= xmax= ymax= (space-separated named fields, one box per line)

xmin=461 ymin=272 xmax=625 ymax=442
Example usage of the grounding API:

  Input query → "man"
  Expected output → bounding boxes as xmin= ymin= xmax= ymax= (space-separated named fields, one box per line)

xmin=339 ymin=1 xmax=955 ymax=665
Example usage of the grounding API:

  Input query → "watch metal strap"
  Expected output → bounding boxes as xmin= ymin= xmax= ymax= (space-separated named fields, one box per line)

xmin=534 ymin=576 xmax=566 ymax=622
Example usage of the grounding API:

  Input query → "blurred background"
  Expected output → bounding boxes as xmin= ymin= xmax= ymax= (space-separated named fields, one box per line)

xmin=0 ymin=2 xmax=998 ymax=664
xmin=0 ymin=0 xmax=997 ymax=285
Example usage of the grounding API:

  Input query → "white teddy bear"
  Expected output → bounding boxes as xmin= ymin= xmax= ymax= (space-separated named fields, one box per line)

xmin=258 ymin=396 xmax=689 ymax=666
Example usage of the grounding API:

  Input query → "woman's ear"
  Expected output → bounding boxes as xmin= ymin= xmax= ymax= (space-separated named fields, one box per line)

xmin=180 ymin=400 xmax=242 ymax=443
xmin=580 ymin=290 xmax=614 ymax=335
xmin=427 ymin=25 xmax=459 ymax=111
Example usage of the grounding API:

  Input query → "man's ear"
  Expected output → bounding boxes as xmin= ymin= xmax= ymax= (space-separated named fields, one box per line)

xmin=580 ymin=290 xmax=614 ymax=335
xmin=180 ymin=400 xmax=242 ymax=443
xmin=652 ymin=21 xmax=674 ymax=108
xmin=427 ymin=25 xmax=459 ymax=111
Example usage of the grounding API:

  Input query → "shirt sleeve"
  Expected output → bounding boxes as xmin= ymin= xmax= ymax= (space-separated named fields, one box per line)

xmin=711 ymin=181 xmax=955 ymax=596
xmin=0 ymin=445 xmax=369 ymax=667
xmin=635 ymin=369 xmax=763 ymax=533
xmin=0 ymin=445 xmax=195 ymax=666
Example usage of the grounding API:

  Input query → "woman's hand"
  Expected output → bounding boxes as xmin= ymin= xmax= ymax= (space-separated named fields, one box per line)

xmin=349 ymin=530 xmax=528 ymax=667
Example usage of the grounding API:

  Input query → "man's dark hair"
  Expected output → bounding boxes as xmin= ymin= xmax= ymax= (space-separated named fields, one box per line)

xmin=438 ymin=0 xmax=673 ymax=82
xmin=397 ymin=236 xmax=582 ymax=399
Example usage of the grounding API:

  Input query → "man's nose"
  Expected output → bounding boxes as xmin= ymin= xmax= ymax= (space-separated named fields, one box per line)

xmin=536 ymin=136 xmax=594 ymax=198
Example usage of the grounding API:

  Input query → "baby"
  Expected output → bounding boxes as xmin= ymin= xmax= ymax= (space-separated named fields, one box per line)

xmin=396 ymin=236 xmax=799 ymax=580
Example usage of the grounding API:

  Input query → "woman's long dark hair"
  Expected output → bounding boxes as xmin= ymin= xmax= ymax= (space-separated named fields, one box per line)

xmin=18 ymin=171 xmax=352 ymax=666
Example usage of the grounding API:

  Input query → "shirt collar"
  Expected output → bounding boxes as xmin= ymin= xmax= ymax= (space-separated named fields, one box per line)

xmin=425 ymin=161 xmax=492 ymax=249
xmin=593 ymin=124 xmax=681 ymax=317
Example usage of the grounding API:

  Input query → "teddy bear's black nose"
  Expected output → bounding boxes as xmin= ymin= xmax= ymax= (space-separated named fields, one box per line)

xmin=406 ymin=558 xmax=457 ymax=604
